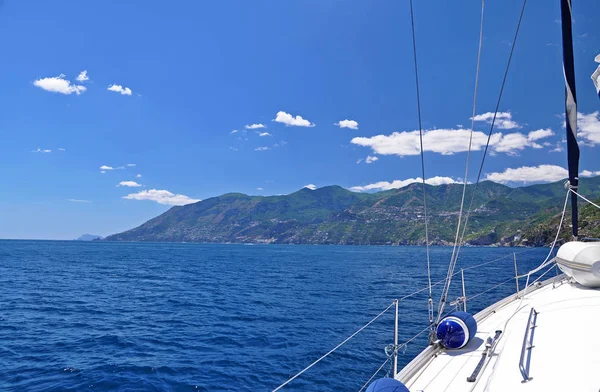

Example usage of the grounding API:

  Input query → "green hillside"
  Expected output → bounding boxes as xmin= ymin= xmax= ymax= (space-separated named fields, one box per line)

xmin=104 ymin=177 xmax=600 ymax=246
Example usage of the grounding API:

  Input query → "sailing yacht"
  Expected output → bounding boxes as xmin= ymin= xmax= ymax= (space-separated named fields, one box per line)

xmin=376 ymin=0 xmax=600 ymax=390
xmin=272 ymin=0 xmax=600 ymax=391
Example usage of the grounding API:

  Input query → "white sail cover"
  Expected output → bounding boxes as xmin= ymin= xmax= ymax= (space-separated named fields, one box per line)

xmin=593 ymin=54 xmax=600 ymax=98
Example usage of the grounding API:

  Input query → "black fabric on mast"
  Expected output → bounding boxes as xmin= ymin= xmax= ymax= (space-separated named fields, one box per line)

xmin=561 ymin=0 xmax=580 ymax=238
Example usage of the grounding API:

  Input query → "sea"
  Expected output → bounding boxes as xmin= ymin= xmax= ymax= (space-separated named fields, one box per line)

xmin=0 ymin=240 xmax=552 ymax=391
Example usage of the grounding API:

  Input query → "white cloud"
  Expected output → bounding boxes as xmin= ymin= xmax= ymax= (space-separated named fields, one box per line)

xmin=426 ymin=177 xmax=461 ymax=186
xmin=581 ymin=170 xmax=600 ymax=177
xmin=273 ymin=111 xmax=315 ymax=127
xmin=118 ymin=181 xmax=142 ymax=187
xmin=365 ymin=155 xmax=378 ymax=164
xmin=303 ymin=184 xmax=317 ymax=190
xmin=349 ymin=176 xmax=458 ymax=192
xmin=123 ymin=189 xmax=200 ymax=206
xmin=578 ymin=112 xmax=600 ymax=145
xmin=351 ymin=126 xmax=554 ymax=157
xmin=528 ymin=128 xmax=554 ymax=141
xmin=100 ymin=164 xmax=126 ymax=171
xmin=352 ymin=128 xmax=500 ymax=156
xmin=549 ymin=141 xmax=564 ymax=153
xmin=356 ymin=158 xmax=363 ymax=164
xmin=493 ymin=133 xmax=531 ymax=154
xmin=257 ymin=187 xmax=263 ymax=191
xmin=245 ymin=123 xmax=266 ymax=129
xmin=76 ymin=70 xmax=89 ymax=82
xmin=100 ymin=171 xmax=106 ymax=174
xmin=126 ymin=163 xmax=136 ymax=167
xmin=258 ymin=132 xmax=271 ymax=137
xmin=255 ymin=146 xmax=270 ymax=151
xmin=34 ymin=74 xmax=86 ymax=95
xmin=136 ymin=174 xmax=142 ymax=178
xmin=472 ymin=111 xmax=521 ymax=129
xmin=493 ymin=129 xmax=554 ymax=155
xmin=485 ymin=165 xmax=568 ymax=184
xmin=67 ymin=199 xmax=90 ymax=203
xmin=335 ymin=119 xmax=359 ymax=130
xmin=32 ymin=148 xmax=51 ymax=153
xmin=107 ymin=84 xmax=132 ymax=95
xmin=57 ymin=148 xmax=66 ymax=151
xmin=230 ymin=129 xmax=238 ymax=134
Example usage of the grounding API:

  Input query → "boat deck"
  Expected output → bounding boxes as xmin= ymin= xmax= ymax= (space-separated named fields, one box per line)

xmin=398 ymin=275 xmax=600 ymax=392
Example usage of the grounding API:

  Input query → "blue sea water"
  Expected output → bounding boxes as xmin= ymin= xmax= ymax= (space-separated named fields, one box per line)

xmin=0 ymin=241 xmax=552 ymax=391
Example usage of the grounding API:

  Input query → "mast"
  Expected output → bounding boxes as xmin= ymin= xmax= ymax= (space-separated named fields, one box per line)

xmin=560 ymin=0 xmax=579 ymax=239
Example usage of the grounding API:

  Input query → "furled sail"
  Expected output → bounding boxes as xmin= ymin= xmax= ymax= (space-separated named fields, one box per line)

xmin=560 ymin=0 xmax=579 ymax=238
xmin=592 ymin=54 xmax=600 ymax=100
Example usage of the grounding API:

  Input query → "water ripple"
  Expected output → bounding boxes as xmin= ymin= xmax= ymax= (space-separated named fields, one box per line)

xmin=0 ymin=240 xmax=548 ymax=391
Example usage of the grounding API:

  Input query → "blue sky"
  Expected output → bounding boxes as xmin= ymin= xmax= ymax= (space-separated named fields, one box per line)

xmin=0 ymin=0 xmax=599 ymax=239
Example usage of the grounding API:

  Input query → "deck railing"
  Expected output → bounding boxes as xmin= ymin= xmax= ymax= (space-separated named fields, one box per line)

xmin=519 ymin=307 xmax=539 ymax=382
xmin=272 ymin=250 xmax=558 ymax=391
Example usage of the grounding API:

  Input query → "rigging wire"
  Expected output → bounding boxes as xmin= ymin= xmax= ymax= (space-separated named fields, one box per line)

xmin=453 ymin=0 xmax=529 ymax=267
xmin=569 ymin=188 xmax=600 ymax=210
xmin=271 ymin=241 xmax=554 ymax=390
xmin=467 ymin=189 xmax=566 ymax=391
xmin=358 ymin=324 xmax=432 ymax=392
xmin=358 ymin=357 xmax=392 ymax=392
xmin=438 ymin=0 xmax=529 ymax=322
xmin=408 ymin=0 xmax=434 ymax=333
xmin=455 ymin=0 xmax=528 ymax=258
xmin=515 ymin=188 xmax=570 ymax=279
xmin=272 ymin=301 xmax=395 ymax=392
xmin=436 ymin=0 xmax=486 ymax=324
xmin=466 ymin=277 xmax=515 ymax=302
xmin=471 ymin=189 xmax=569 ymax=390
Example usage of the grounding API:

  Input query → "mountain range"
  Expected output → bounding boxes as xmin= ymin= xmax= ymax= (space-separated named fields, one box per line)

xmin=104 ymin=177 xmax=600 ymax=246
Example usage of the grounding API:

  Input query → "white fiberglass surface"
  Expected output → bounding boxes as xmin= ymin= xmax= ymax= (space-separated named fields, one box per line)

xmin=401 ymin=278 xmax=600 ymax=392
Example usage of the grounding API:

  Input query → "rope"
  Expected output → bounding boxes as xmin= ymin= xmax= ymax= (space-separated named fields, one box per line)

xmin=437 ymin=0 xmax=486 ymax=324
xmin=530 ymin=263 xmax=557 ymax=286
xmin=466 ymin=277 xmax=514 ymax=301
xmin=273 ymin=233 xmax=561 ymax=391
xmin=272 ymin=301 xmax=395 ymax=391
xmin=358 ymin=357 xmax=392 ymax=392
xmin=399 ymin=323 xmax=432 ymax=348
xmin=569 ymin=188 xmax=600 ymax=210
xmin=460 ymin=248 xmax=539 ymax=273
xmin=461 ymin=252 xmax=516 ymax=272
xmin=479 ymin=260 xmax=560 ymax=392
xmin=515 ymin=188 xmax=570 ymax=280
xmin=452 ymin=0 xmax=528 ymax=268
xmin=398 ymin=270 xmax=463 ymax=302
xmin=399 ymin=250 xmax=533 ymax=303
xmin=357 ymin=324 xmax=431 ymax=392
xmin=469 ymin=189 xmax=568 ymax=390
xmin=408 ymin=0 xmax=434 ymax=331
